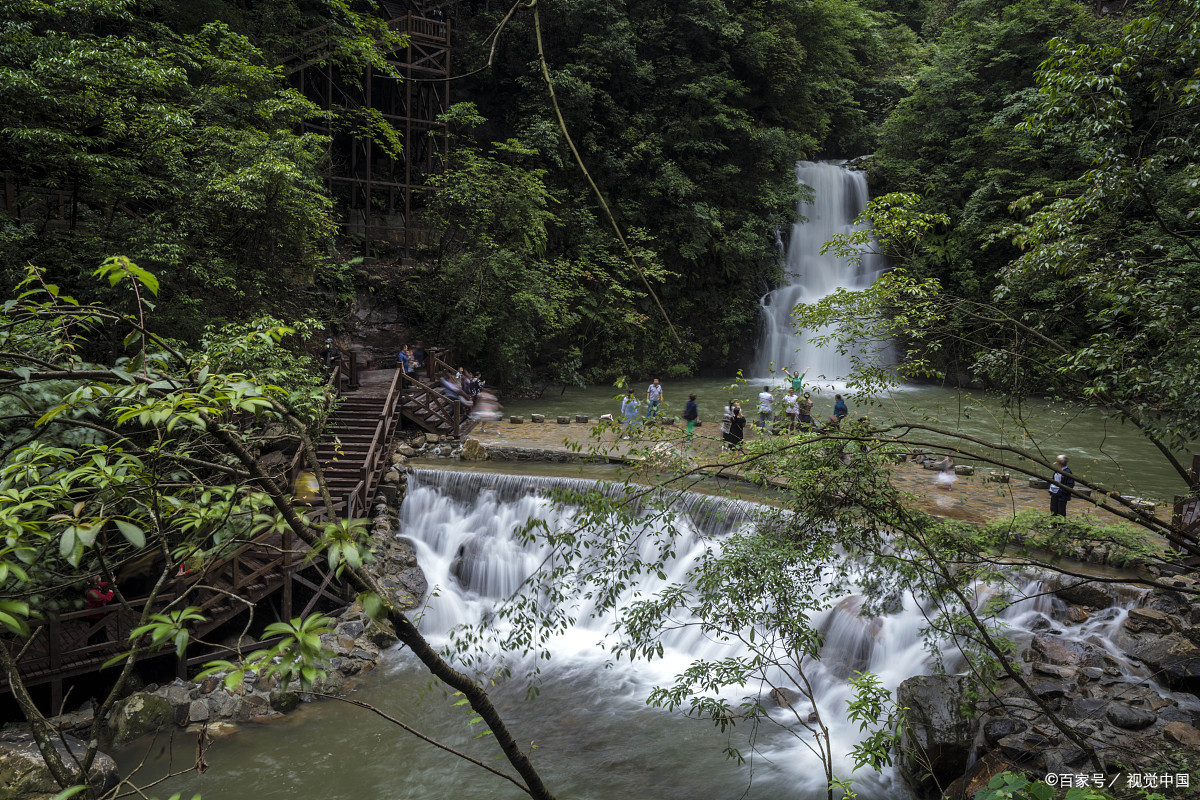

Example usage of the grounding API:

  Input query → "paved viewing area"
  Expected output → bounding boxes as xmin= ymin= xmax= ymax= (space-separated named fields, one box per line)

xmin=464 ymin=418 xmax=1130 ymax=527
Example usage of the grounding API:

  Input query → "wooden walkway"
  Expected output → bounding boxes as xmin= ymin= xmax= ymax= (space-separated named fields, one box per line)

xmin=3 ymin=351 xmax=474 ymax=710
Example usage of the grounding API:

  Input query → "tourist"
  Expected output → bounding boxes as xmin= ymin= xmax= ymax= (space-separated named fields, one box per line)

xmin=83 ymin=578 xmax=114 ymax=645
xmin=1049 ymin=454 xmax=1074 ymax=516
xmin=412 ymin=340 xmax=426 ymax=374
xmin=620 ymin=390 xmax=640 ymax=439
xmin=834 ymin=394 xmax=848 ymax=421
xmin=646 ymin=378 xmax=664 ymax=418
xmin=784 ymin=389 xmax=800 ymax=431
xmin=757 ymin=386 xmax=774 ymax=430
xmin=683 ymin=393 xmax=700 ymax=441
xmin=321 ymin=338 xmax=337 ymax=369
xmin=471 ymin=390 xmax=502 ymax=434
xmin=784 ymin=366 xmax=810 ymax=394
xmin=799 ymin=392 xmax=816 ymax=430
xmin=397 ymin=345 xmax=410 ymax=385
xmin=728 ymin=405 xmax=746 ymax=451
xmin=721 ymin=399 xmax=735 ymax=439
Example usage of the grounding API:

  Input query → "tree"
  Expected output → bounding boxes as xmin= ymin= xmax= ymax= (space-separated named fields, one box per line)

xmin=0 ymin=260 xmax=557 ymax=800
xmin=0 ymin=0 xmax=404 ymax=341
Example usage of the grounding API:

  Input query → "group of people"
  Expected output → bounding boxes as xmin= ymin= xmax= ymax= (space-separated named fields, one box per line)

xmin=755 ymin=367 xmax=849 ymax=434
xmin=396 ymin=341 xmax=427 ymax=378
xmin=617 ymin=370 xmax=851 ymax=448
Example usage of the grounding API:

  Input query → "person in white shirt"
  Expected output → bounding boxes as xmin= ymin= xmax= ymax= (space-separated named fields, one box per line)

xmin=646 ymin=378 xmax=664 ymax=418
xmin=757 ymin=386 xmax=774 ymax=430
xmin=784 ymin=391 xmax=800 ymax=431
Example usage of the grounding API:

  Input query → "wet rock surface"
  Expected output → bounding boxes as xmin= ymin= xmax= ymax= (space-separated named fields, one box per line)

xmin=897 ymin=675 xmax=977 ymax=796
xmin=906 ymin=575 xmax=1200 ymax=798
xmin=0 ymin=731 xmax=119 ymax=799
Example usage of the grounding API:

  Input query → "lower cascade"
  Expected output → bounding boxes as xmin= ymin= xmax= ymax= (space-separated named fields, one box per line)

xmin=392 ymin=469 xmax=1192 ymax=798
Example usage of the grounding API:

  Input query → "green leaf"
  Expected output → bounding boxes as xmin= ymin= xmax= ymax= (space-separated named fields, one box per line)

xmin=114 ymin=519 xmax=146 ymax=548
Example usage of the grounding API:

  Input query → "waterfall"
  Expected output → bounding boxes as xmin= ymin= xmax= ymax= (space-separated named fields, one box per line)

xmin=755 ymin=161 xmax=889 ymax=383
xmin=395 ymin=469 xmax=1161 ymax=798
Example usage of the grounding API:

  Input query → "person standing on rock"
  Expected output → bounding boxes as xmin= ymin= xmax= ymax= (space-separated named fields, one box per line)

xmin=683 ymin=393 xmax=700 ymax=441
xmin=757 ymin=386 xmax=774 ymax=431
xmin=784 ymin=366 xmax=810 ymax=394
xmin=728 ymin=405 xmax=746 ymax=451
xmin=621 ymin=390 xmax=640 ymax=439
xmin=1049 ymin=454 xmax=1074 ymax=516
xmin=783 ymin=389 xmax=800 ymax=431
xmin=834 ymin=394 xmax=848 ymax=421
xmin=646 ymin=378 xmax=664 ymax=418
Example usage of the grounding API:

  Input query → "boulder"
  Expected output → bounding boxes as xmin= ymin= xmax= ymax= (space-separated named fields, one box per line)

xmin=0 ymin=732 xmax=119 ymax=799
xmin=897 ymin=675 xmax=977 ymax=798
xmin=188 ymin=700 xmax=210 ymax=723
xmin=1125 ymin=607 xmax=1176 ymax=635
xmin=1030 ymin=633 xmax=1091 ymax=666
xmin=942 ymin=750 xmax=1024 ymax=800
xmin=269 ymin=690 xmax=300 ymax=713
xmin=397 ymin=445 xmax=418 ymax=458
xmin=1052 ymin=580 xmax=1115 ymax=609
xmin=767 ymin=686 xmax=801 ymax=710
xmin=1105 ymin=703 xmax=1157 ymax=730
xmin=106 ymin=691 xmax=175 ymax=747
xmin=1163 ymin=721 xmax=1200 ymax=750
xmin=426 ymin=434 xmax=441 ymax=444
xmin=1065 ymin=606 xmax=1090 ymax=624
xmin=983 ymin=717 xmax=1027 ymax=747
xmin=460 ymin=438 xmax=488 ymax=461
xmin=1131 ymin=633 xmax=1200 ymax=691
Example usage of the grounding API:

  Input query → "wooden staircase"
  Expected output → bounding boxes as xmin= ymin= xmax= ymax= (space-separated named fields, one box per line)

xmin=309 ymin=370 xmax=404 ymax=520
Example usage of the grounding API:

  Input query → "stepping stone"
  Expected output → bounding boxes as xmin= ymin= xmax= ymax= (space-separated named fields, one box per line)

xmin=509 ymin=416 xmax=524 ymax=424
xmin=531 ymin=414 xmax=545 ymax=423
xmin=557 ymin=416 xmax=570 ymax=424
xmin=575 ymin=414 xmax=589 ymax=423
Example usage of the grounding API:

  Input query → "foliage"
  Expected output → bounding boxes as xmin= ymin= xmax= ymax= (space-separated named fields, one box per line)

xmin=0 ymin=261 xmax=368 ymax=791
xmin=404 ymin=103 xmax=680 ymax=387
xmin=199 ymin=315 xmax=331 ymax=428
xmin=870 ymin=0 xmax=1109 ymax=347
xmin=0 ymin=0 xmax=403 ymax=341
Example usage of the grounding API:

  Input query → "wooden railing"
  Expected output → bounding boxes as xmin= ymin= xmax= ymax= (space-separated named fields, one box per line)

xmin=400 ymin=372 xmax=463 ymax=434
xmin=7 ymin=526 xmax=299 ymax=687
xmin=344 ymin=368 xmax=404 ymax=519
xmin=390 ymin=13 xmax=450 ymax=44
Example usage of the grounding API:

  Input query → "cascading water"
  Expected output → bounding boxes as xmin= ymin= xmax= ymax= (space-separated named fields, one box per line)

xmin=131 ymin=469 xmax=1199 ymax=800
xmin=391 ymin=470 xmax=1166 ymax=799
xmin=755 ymin=161 xmax=889 ymax=383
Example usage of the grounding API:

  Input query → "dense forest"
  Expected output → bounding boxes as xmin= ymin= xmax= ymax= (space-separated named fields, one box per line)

xmin=2 ymin=0 xmax=1196 ymax=395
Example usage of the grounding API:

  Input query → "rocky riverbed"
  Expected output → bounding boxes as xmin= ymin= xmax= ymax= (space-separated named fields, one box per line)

xmin=897 ymin=574 xmax=1200 ymax=798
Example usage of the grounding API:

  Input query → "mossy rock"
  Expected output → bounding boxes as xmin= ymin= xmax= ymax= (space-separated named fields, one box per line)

xmin=106 ymin=692 xmax=175 ymax=747
xmin=0 ymin=732 xmax=118 ymax=800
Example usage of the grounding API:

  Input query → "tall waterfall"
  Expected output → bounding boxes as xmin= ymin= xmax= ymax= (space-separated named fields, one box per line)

xmin=755 ymin=161 xmax=889 ymax=382
xmin=393 ymin=469 xmax=1157 ymax=799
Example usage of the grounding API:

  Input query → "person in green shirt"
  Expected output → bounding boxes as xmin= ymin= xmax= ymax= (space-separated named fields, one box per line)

xmin=783 ymin=366 xmax=810 ymax=393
